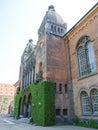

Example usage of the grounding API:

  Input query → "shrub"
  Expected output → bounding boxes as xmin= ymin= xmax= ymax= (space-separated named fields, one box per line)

xmin=75 ymin=116 xmax=98 ymax=129
xmin=74 ymin=115 xmax=80 ymax=125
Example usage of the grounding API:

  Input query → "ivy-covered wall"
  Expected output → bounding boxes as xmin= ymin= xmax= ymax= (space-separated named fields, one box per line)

xmin=14 ymin=90 xmax=22 ymax=118
xmin=14 ymin=81 xmax=55 ymax=126
xmin=31 ymin=81 xmax=55 ymax=126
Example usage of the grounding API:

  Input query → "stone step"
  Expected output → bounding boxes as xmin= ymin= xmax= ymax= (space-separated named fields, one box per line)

xmin=18 ymin=117 xmax=32 ymax=124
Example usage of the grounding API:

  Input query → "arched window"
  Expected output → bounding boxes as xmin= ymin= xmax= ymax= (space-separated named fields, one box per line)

xmin=81 ymin=91 xmax=91 ymax=114
xmin=90 ymin=89 xmax=98 ymax=114
xmin=77 ymin=36 xmax=96 ymax=78
xmin=39 ymin=62 xmax=42 ymax=71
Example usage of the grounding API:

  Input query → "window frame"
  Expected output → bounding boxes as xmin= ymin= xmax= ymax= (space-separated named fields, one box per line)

xmin=80 ymin=89 xmax=98 ymax=116
xmin=90 ymin=89 xmax=98 ymax=115
xmin=81 ymin=91 xmax=91 ymax=115
xmin=77 ymin=36 xmax=96 ymax=79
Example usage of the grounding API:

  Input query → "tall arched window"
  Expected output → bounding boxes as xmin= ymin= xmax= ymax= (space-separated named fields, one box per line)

xmin=77 ymin=36 xmax=96 ymax=78
xmin=39 ymin=62 xmax=42 ymax=71
xmin=81 ymin=91 xmax=91 ymax=114
xmin=90 ymin=89 xmax=98 ymax=114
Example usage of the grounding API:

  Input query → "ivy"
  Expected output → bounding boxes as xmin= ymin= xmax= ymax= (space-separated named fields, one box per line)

xmin=14 ymin=90 xmax=22 ymax=118
xmin=14 ymin=81 xmax=56 ymax=126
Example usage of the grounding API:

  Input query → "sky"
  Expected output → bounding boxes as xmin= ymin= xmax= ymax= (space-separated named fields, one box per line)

xmin=0 ymin=0 xmax=97 ymax=84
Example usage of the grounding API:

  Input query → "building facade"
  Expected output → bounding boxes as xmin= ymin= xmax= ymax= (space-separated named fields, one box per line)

xmin=18 ymin=3 xmax=98 ymax=123
xmin=64 ymin=3 xmax=98 ymax=120
xmin=0 ymin=83 xmax=15 ymax=114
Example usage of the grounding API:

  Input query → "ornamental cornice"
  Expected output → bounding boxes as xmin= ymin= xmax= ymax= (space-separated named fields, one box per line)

xmin=69 ymin=14 xmax=98 ymax=40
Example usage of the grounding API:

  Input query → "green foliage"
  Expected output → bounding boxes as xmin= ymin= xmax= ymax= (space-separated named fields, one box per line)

xmin=14 ymin=81 xmax=55 ymax=126
xmin=14 ymin=90 xmax=22 ymax=118
xmin=75 ymin=116 xmax=98 ymax=129
xmin=74 ymin=115 xmax=80 ymax=125
xmin=31 ymin=81 xmax=55 ymax=126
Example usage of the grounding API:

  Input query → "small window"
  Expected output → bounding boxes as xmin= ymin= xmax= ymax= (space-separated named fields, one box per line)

xmin=63 ymin=109 xmax=68 ymax=116
xmin=59 ymin=83 xmax=62 ymax=93
xmin=51 ymin=25 xmax=53 ymax=30
xmin=61 ymin=28 xmax=63 ymax=33
xmin=65 ymin=84 xmax=67 ymax=93
xmin=54 ymin=26 xmax=56 ymax=31
xmin=58 ymin=27 xmax=60 ymax=32
xmin=56 ymin=109 xmax=60 ymax=116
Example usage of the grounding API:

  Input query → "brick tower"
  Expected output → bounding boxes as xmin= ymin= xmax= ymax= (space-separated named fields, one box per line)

xmin=35 ymin=5 xmax=74 ymax=122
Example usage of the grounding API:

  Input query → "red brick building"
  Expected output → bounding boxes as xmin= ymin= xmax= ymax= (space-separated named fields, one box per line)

xmin=64 ymin=3 xmax=98 ymax=120
xmin=18 ymin=3 xmax=98 ymax=123
xmin=0 ymin=83 xmax=15 ymax=114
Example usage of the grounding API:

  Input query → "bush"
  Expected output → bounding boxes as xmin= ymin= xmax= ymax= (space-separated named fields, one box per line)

xmin=75 ymin=116 xmax=98 ymax=129
xmin=74 ymin=115 xmax=80 ymax=125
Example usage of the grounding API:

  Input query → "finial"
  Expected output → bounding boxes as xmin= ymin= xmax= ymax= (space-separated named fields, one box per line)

xmin=29 ymin=39 xmax=33 ymax=43
xmin=48 ymin=5 xmax=55 ymax=11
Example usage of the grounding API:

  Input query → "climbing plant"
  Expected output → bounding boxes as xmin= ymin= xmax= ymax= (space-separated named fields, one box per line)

xmin=14 ymin=81 xmax=55 ymax=126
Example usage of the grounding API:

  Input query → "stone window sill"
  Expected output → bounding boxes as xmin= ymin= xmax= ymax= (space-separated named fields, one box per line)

xmin=78 ymin=71 xmax=97 ymax=80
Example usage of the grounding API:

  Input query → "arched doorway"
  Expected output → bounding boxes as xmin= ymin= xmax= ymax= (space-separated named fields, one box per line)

xmin=27 ymin=93 xmax=32 ymax=117
xmin=18 ymin=98 xmax=22 ymax=117
xmin=22 ymin=95 xmax=27 ymax=117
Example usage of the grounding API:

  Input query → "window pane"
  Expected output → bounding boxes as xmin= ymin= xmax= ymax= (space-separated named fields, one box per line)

xmin=78 ymin=48 xmax=88 ymax=77
xmin=63 ymin=109 xmax=68 ymax=116
xmin=77 ymin=36 xmax=96 ymax=78
xmin=59 ymin=83 xmax=62 ymax=92
xmin=81 ymin=91 xmax=91 ymax=114
xmin=91 ymin=89 xmax=98 ymax=114
xmin=87 ymin=42 xmax=96 ymax=73
xmin=65 ymin=84 xmax=67 ymax=93
xmin=56 ymin=109 xmax=60 ymax=116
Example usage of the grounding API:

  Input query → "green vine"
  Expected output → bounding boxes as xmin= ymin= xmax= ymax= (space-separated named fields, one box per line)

xmin=14 ymin=81 xmax=55 ymax=126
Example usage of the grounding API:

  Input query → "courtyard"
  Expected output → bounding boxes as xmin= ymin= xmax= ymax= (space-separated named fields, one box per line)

xmin=0 ymin=114 xmax=96 ymax=130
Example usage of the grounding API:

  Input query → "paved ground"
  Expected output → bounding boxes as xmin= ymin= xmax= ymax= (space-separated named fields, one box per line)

xmin=0 ymin=115 xmax=96 ymax=130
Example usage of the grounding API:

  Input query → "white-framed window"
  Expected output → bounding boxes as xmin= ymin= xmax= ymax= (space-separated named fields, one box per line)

xmin=77 ymin=36 xmax=96 ymax=78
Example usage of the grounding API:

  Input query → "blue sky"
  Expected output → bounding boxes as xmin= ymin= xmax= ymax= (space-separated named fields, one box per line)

xmin=0 ymin=0 xmax=97 ymax=84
